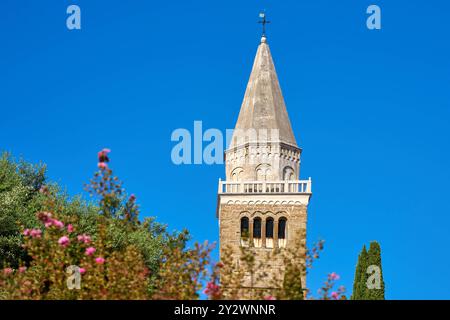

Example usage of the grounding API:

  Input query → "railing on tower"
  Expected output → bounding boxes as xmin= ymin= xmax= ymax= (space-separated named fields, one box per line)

xmin=218 ymin=178 xmax=312 ymax=194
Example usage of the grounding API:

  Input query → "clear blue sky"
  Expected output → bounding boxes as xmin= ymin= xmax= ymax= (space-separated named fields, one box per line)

xmin=1 ymin=0 xmax=449 ymax=299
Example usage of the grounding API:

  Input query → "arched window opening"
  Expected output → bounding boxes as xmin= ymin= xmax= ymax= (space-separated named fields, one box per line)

xmin=231 ymin=167 xmax=244 ymax=192
xmin=265 ymin=218 xmax=274 ymax=248
xmin=253 ymin=218 xmax=262 ymax=248
xmin=278 ymin=217 xmax=287 ymax=248
xmin=240 ymin=217 xmax=249 ymax=246
xmin=283 ymin=167 xmax=296 ymax=192
xmin=255 ymin=164 xmax=271 ymax=181
xmin=240 ymin=217 xmax=249 ymax=237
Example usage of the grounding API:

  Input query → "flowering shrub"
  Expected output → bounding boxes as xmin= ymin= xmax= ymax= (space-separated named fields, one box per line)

xmin=0 ymin=150 xmax=346 ymax=300
xmin=0 ymin=186 xmax=148 ymax=299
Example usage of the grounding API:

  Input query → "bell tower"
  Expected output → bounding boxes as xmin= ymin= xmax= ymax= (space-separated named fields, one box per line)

xmin=216 ymin=33 xmax=312 ymax=297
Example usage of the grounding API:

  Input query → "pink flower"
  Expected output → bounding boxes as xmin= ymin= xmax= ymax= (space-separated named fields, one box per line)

xmin=129 ymin=194 xmax=136 ymax=202
xmin=3 ymin=268 xmax=13 ymax=275
xmin=77 ymin=234 xmax=91 ymax=244
xmin=264 ymin=295 xmax=276 ymax=300
xmin=330 ymin=272 xmax=340 ymax=281
xmin=30 ymin=229 xmax=42 ymax=238
xmin=85 ymin=247 xmax=96 ymax=256
xmin=19 ymin=267 xmax=27 ymax=273
xmin=203 ymin=281 xmax=221 ymax=298
xmin=95 ymin=257 xmax=105 ymax=264
xmin=97 ymin=162 xmax=108 ymax=169
xmin=52 ymin=219 xmax=64 ymax=229
xmin=43 ymin=218 xmax=64 ymax=229
xmin=98 ymin=148 xmax=111 ymax=163
xmin=23 ymin=229 xmax=31 ymax=236
xmin=58 ymin=236 xmax=70 ymax=247
xmin=67 ymin=224 xmax=74 ymax=233
xmin=79 ymin=268 xmax=86 ymax=274
xmin=331 ymin=291 xmax=339 ymax=300
xmin=37 ymin=211 xmax=52 ymax=223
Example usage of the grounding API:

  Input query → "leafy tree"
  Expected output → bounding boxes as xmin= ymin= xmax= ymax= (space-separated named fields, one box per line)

xmin=0 ymin=151 xmax=178 ymax=289
xmin=0 ymin=153 xmax=46 ymax=267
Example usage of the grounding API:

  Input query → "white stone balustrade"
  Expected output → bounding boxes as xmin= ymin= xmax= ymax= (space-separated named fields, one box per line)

xmin=218 ymin=178 xmax=312 ymax=194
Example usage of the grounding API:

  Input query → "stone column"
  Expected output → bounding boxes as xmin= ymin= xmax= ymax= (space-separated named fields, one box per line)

xmin=261 ymin=218 xmax=266 ymax=248
xmin=273 ymin=219 xmax=279 ymax=249
xmin=249 ymin=218 xmax=254 ymax=246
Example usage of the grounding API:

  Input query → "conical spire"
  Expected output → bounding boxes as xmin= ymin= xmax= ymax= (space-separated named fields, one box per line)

xmin=229 ymin=36 xmax=297 ymax=149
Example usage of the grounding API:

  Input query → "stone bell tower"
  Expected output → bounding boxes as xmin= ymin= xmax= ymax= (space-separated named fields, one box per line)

xmin=216 ymin=34 xmax=312 ymax=296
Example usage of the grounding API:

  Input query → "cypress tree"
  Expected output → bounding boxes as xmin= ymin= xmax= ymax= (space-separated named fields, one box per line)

xmin=358 ymin=246 xmax=370 ymax=299
xmin=366 ymin=241 xmax=385 ymax=300
xmin=351 ymin=245 xmax=368 ymax=299
xmin=351 ymin=249 xmax=362 ymax=300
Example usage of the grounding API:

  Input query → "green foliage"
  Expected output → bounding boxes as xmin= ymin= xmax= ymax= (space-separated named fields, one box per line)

xmin=351 ymin=246 xmax=363 ymax=300
xmin=281 ymin=263 xmax=304 ymax=300
xmin=0 ymin=152 xmax=180 ymax=292
xmin=366 ymin=241 xmax=385 ymax=300
xmin=1 ymin=150 xmax=348 ymax=300
xmin=351 ymin=242 xmax=385 ymax=300
xmin=1 ymin=212 xmax=150 ymax=299
xmin=0 ymin=153 xmax=45 ymax=267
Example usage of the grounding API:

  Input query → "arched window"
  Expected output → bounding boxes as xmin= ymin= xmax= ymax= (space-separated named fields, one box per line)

xmin=253 ymin=217 xmax=262 ymax=248
xmin=265 ymin=218 xmax=274 ymax=248
xmin=283 ymin=167 xmax=295 ymax=181
xmin=283 ymin=167 xmax=296 ymax=191
xmin=278 ymin=217 xmax=287 ymax=248
xmin=240 ymin=217 xmax=249 ymax=238
xmin=255 ymin=164 xmax=271 ymax=181
xmin=240 ymin=217 xmax=249 ymax=247
xmin=231 ymin=167 xmax=244 ymax=181
xmin=253 ymin=218 xmax=261 ymax=238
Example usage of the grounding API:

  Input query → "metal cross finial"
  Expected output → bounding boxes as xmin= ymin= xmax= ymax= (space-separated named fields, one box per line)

xmin=258 ymin=12 xmax=271 ymax=37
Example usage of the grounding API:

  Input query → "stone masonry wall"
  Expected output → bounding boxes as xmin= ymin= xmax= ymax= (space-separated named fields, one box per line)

xmin=219 ymin=202 xmax=308 ymax=296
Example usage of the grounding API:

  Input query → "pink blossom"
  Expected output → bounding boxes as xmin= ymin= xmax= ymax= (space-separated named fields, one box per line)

xmin=98 ymin=148 xmax=111 ymax=163
xmin=77 ymin=234 xmax=91 ymax=244
xmin=52 ymin=219 xmax=64 ymax=229
xmin=264 ymin=295 xmax=276 ymax=300
xmin=203 ymin=281 xmax=221 ymax=298
xmin=19 ymin=267 xmax=27 ymax=273
xmin=79 ymin=268 xmax=86 ymax=274
xmin=330 ymin=272 xmax=340 ymax=281
xmin=30 ymin=229 xmax=42 ymax=238
xmin=58 ymin=236 xmax=70 ymax=247
xmin=98 ymin=162 xmax=108 ymax=169
xmin=3 ymin=268 xmax=13 ymax=275
xmin=95 ymin=257 xmax=105 ymax=264
xmin=43 ymin=218 xmax=64 ymax=229
xmin=129 ymin=194 xmax=136 ymax=202
xmin=67 ymin=224 xmax=74 ymax=233
xmin=23 ymin=229 xmax=31 ymax=236
xmin=85 ymin=247 xmax=96 ymax=256
xmin=331 ymin=291 xmax=339 ymax=300
xmin=37 ymin=211 xmax=52 ymax=223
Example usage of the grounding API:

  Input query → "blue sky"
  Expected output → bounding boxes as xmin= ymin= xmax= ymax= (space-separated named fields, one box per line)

xmin=1 ymin=0 xmax=449 ymax=299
